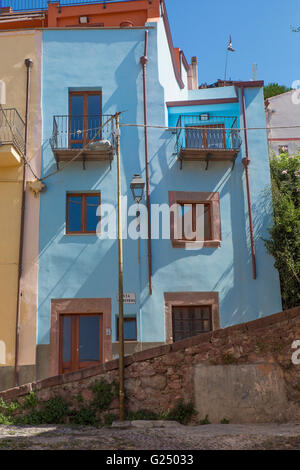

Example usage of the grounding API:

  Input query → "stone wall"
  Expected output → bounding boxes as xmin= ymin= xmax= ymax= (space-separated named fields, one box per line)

xmin=1 ymin=307 xmax=300 ymax=423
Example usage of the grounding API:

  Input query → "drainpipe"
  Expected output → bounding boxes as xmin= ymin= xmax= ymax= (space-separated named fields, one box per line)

xmin=140 ymin=30 xmax=153 ymax=295
xmin=240 ymin=85 xmax=257 ymax=280
xmin=14 ymin=58 xmax=33 ymax=387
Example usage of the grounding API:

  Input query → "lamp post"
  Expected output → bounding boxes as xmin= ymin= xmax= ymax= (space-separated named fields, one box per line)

xmin=130 ymin=174 xmax=145 ymax=204
xmin=130 ymin=174 xmax=145 ymax=264
xmin=115 ymin=113 xmax=125 ymax=421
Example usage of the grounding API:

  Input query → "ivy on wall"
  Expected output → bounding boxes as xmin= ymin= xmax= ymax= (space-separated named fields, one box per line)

xmin=264 ymin=153 xmax=300 ymax=309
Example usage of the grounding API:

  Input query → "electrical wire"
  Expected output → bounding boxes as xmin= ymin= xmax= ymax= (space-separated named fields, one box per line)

xmin=10 ymin=116 xmax=300 ymax=183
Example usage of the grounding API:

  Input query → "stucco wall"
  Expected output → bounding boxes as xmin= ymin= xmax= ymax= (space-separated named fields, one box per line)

xmin=37 ymin=25 xmax=282 ymax=377
xmin=0 ymin=30 xmax=42 ymax=386
xmin=266 ymin=90 xmax=300 ymax=155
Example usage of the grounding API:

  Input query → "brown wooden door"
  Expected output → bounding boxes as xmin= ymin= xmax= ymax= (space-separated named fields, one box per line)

xmin=185 ymin=124 xmax=226 ymax=149
xmin=59 ymin=314 xmax=103 ymax=374
xmin=69 ymin=91 xmax=102 ymax=149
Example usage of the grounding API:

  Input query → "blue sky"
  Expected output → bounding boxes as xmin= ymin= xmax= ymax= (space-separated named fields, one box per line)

xmin=165 ymin=0 xmax=299 ymax=88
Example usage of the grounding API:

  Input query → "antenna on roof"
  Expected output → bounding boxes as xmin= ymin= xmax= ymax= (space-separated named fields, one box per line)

xmin=224 ymin=35 xmax=235 ymax=81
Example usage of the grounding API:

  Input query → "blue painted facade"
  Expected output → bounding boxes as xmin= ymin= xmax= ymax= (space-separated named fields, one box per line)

xmin=37 ymin=19 xmax=282 ymax=372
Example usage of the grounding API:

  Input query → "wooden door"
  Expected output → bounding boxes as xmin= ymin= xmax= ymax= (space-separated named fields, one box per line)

xmin=69 ymin=91 xmax=102 ymax=149
xmin=59 ymin=314 xmax=103 ymax=373
xmin=185 ymin=124 xmax=226 ymax=149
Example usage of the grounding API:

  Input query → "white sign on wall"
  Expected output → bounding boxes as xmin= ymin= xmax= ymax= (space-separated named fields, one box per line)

xmin=117 ymin=293 xmax=136 ymax=304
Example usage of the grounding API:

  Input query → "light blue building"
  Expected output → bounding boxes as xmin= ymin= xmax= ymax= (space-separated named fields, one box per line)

xmin=36 ymin=1 xmax=282 ymax=379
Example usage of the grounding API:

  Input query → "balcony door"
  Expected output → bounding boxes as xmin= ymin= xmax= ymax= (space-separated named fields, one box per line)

xmin=185 ymin=124 xmax=226 ymax=150
xmin=59 ymin=313 xmax=103 ymax=373
xmin=69 ymin=91 xmax=102 ymax=149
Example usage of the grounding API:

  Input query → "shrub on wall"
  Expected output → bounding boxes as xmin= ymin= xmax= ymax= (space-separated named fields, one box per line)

xmin=264 ymin=153 xmax=300 ymax=309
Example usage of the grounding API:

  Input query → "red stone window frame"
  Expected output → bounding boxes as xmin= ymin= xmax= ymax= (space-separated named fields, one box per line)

xmin=164 ymin=292 xmax=220 ymax=344
xmin=172 ymin=305 xmax=213 ymax=342
xmin=66 ymin=192 xmax=100 ymax=235
xmin=50 ymin=298 xmax=112 ymax=377
xmin=168 ymin=191 xmax=221 ymax=248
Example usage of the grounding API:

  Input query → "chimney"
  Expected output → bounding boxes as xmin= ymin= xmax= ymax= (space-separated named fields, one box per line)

xmin=188 ymin=56 xmax=198 ymax=90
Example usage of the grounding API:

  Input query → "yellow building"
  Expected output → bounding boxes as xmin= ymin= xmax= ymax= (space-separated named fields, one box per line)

xmin=0 ymin=30 xmax=42 ymax=390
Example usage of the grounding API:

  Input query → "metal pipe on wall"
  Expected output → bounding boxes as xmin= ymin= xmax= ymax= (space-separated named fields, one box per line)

xmin=240 ymin=85 xmax=257 ymax=280
xmin=116 ymin=113 xmax=125 ymax=421
xmin=14 ymin=57 xmax=33 ymax=387
xmin=140 ymin=29 xmax=153 ymax=295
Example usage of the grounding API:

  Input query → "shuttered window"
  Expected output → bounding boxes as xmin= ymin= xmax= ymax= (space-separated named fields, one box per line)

xmin=172 ymin=306 xmax=212 ymax=342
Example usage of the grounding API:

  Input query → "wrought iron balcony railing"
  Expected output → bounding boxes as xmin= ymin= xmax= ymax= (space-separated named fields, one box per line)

xmin=175 ymin=115 xmax=242 ymax=170
xmin=0 ymin=106 xmax=25 ymax=156
xmin=50 ymin=114 xmax=115 ymax=150
xmin=0 ymin=0 xmax=139 ymax=13
xmin=50 ymin=113 xmax=115 ymax=168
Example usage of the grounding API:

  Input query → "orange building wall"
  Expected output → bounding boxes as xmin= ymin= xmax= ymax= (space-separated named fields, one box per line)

xmin=0 ymin=0 xmax=161 ymax=30
xmin=47 ymin=0 xmax=160 ymax=28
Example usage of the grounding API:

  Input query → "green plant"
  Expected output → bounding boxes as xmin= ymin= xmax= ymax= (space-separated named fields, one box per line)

xmin=40 ymin=395 xmax=70 ymax=424
xmin=165 ymin=399 xmax=197 ymax=425
xmin=199 ymin=414 xmax=210 ymax=425
xmin=103 ymin=413 xmax=118 ymax=426
xmin=0 ymin=398 xmax=19 ymax=413
xmin=16 ymin=395 xmax=70 ymax=425
xmin=0 ymin=398 xmax=19 ymax=424
xmin=264 ymin=154 xmax=300 ymax=309
xmin=89 ymin=379 xmax=119 ymax=412
xmin=264 ymin=83 xmax=292 ymax=100
xmin=69 ymin=405 xmax=98 ymax=426
xmin=220 ymin=418 xmax=230 ymax=424
xmin=74 ymin=393 xmax=84 ymax=404
xmin=23 ymin=391 xmax=38 ymax=409
xmin=0 ymin=413 xmax=13 ymax=425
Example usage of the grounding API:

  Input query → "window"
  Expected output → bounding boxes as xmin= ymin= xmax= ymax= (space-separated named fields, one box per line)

xmin=117 ymin=317 xmax=137 ymax=341
xmin=69 ymin=91 xmax=102 ymax=149
xmin=164 ymin=292 xmax=220 ymax=344
xmin=168 ymin=191 xmax=221 ymax=248
xmin=172 ymin=306 xmax=212 ymax=342
xmin=66 ymin=193 xmax=100 ymax=234
xmin=185 ymin=124 xmax=226 ymax=150
xmin=178 ymin=202 xmax=211 ymax=241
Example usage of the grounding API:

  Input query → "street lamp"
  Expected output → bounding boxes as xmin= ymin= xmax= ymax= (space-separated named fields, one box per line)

xmin=130 ymin=174 xmax=145 ymax=355
xmin=130 ymin=173 xmax=145 ymax=263
xmin=130 ymin=174 xmax=145 ymax=203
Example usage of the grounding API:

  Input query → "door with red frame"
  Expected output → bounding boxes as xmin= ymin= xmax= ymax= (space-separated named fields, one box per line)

xmin=69 ymin=91 xmax=102 ymax=149
xmin=59 ymin=314 xmax=103 ymax=374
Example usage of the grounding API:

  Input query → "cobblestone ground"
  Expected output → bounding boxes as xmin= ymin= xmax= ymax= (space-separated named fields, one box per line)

xmin=0 ymin=422 xmax=300 ymax=450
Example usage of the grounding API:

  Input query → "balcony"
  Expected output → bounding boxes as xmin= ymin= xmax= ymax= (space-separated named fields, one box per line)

xmin=0 ymin=107 xmax=25 ymax=167
xmin=175 ymin=115 xmax=242 ymax=170
xmin=50 ymin=114 xmax=115 ymax=169
xmin=0 ymin=0 xmax=130 ymax=12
